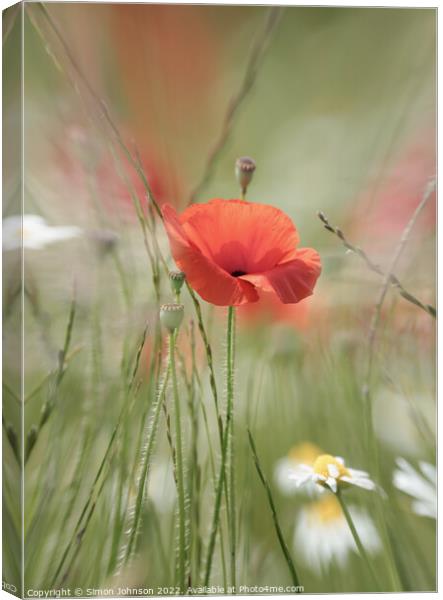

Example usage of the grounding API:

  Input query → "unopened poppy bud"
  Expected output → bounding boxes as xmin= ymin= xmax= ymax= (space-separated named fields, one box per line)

xmin=169 ymin=270 xmax=186 ymax=296
xmin=235 ymin=156 xmax=256 ymax=195
xmin=160 ymin=303 xmax=184 ymax=332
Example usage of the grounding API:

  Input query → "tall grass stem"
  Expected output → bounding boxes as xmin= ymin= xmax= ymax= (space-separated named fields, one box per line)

xmin=247 ymin=429 xmax=301 ymax=589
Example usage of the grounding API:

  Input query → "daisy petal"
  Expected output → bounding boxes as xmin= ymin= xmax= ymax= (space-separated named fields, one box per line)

xmin=327 ymin=477 xmax=337 ymax=493
xmin=328 ymin=463 xmax=340 ymax=478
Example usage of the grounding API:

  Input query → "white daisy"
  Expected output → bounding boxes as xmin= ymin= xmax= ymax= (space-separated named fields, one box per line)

xmin=294 ymin=495 xmax=381 ymax=573
xmin=289 ymin=453 xmax=376 ymax=494
xmin=274 ymin=441 xmax=323 ymax=496
xmin=393 ymin=457 xmax=436 ymax=519
xmin=3 ymin=214 xmax=82 ymax=251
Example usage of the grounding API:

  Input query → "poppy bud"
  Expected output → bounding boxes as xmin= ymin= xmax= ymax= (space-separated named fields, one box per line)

xmin=235 ymin=156 xmax=256 ymax=196
xmin=169 ymin=270 xmax=186 ymax=296
xmin=160 ymin=303 xmax=184 ymax=332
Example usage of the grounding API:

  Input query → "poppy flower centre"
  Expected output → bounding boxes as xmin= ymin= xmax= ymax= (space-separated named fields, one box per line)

xmin=231 ymin=270 xmax=247 ymax=277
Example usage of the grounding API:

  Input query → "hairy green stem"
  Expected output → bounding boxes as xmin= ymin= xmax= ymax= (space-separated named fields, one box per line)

xmin=227 ymin=307 xmax=237 ymax=591
xmin=170 ymin=329 xmax=187 ymax=593
xmin=203 ymin=307 xmax=237 ymax=587
xmin=123 ymin=362 xmax=171 ymax=564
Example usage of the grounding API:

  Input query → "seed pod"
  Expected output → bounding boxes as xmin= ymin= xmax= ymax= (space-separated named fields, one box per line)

xmin=160 ymin=303 xmax=184 ymax=332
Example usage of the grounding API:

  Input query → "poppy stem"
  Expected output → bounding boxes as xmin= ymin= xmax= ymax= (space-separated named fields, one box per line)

xmin=336 ymin=491 xmax=380 ymax=591
xmin=203 ymin=307 xmax=236 ymax=588
xmin=226 ymin=306 xmax=237 ymax=591
xmin=170 ymin=329 xmax=187 ymax=594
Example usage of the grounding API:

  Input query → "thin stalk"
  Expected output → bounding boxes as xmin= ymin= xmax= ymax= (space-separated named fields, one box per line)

xmin=187 ymin=7 xmax=283 ymax=204
xmin=122 ymin=362 xmax=171 ymax=564
xmin=362 ymin=181 xmax=435 ymax=592
xmin=336 ymin=491 xmax=380 ymax=591
xmin=183 ymin=325 xmax=202 ymax=583
xmin=50 ymin=325 xmax=148 ymax=586
xmin=170 ymin=329 xmax=187 ymax=594
xmin=196 ymin=391 xmax=228 ymax=589
xmin=317 ymin=210 xmax=436 ymax=318
xmin=227 ymin=307 xmax=237 ymax=591
xmin=247 ymin=429 xmax=301 ymax=589
xmin=187 ymin=284 xmax=232 ymax=563
xmin=35 ymin=3 xmax=162 ymax=219
xmin=186 ymin=284 xmax=222 ymax=440
xmin=25 ymin=293 xmax=77 ymax=463
xmin=162 ymin=399 xmax=178 ymax=487
xmin=24 ymin=347 xmax=83 ymax=407
xmin=203 ymin=307 xmax=236 ymax=587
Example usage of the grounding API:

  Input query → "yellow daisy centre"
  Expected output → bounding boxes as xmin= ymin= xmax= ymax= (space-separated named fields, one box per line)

xmin=307 ymin=495 xmax=343 ymax=524
xmin=312 ymin=454 xmax=350 ymax=479
xmin=288 ymin=442 xmax=322 ymax=467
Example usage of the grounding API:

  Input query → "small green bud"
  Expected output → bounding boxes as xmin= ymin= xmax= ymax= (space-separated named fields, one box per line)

xmin=235 ymin=156 xmax=256 ymax=195
xmin=160 ymin=303 xmax=184 ymax=332
xmin=169 ymin=270 xmax=186 ymax=296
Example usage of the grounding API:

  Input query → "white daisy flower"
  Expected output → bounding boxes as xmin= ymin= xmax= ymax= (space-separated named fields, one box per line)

xmin=274 ymin=441 xmax=323 ymax=496
xmin=393 ymin=457 xmax=436 ymax=519
xmin=3 ymin=214 xmax=82 ymax=251
xmin=289 ymin=453 xmax=376 ymax=494
xmin=294 ymin=495 xmax=381 ymax=573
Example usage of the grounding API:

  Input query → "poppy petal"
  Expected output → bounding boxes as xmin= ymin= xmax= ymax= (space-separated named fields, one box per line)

xmin=180 ymin=199 xmax=300 ymax=275
xmin=240 ymin=248 xmax=321 ymax=304
xmin=162 ymin=204 xmax=259 ymax=306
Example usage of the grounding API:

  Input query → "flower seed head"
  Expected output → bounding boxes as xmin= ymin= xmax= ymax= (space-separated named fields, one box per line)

xmin=160 ymin=303 xmax=184 ymax=332
xmin=169 ymin=270 xmax=186 ymax=295
xmin=235 ymin=156 xmax=256 ymax=194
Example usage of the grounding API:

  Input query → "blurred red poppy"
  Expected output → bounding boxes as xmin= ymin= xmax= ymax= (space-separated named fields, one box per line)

xmin=54 ymin=123 xmax=174 ymax=219
xmin=351 ymin=123 xmax=436 ymax=243
xmin=163 ymin=199 xmax=321 ymax=307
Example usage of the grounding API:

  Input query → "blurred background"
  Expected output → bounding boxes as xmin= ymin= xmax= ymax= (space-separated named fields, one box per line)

xmin=3 ymin=3 xmax=436 ymax=595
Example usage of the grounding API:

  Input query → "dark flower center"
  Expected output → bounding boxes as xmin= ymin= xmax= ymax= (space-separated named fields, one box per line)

xmin=231 ymin=270 xmax=246 ymax=277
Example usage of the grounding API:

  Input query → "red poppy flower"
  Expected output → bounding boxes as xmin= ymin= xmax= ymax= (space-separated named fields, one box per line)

xmin=162 ymin=199 xmax=321 ymax=307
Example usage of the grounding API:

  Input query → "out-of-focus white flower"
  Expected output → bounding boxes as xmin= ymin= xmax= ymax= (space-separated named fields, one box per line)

xmin=274 ymin=441 xmax=323 ymax=496
xmin=393 ymin=458 xmax=436 ymax=519
xmin=2 ymin=214 xmax=82 ymax=251
xmin=146 ymin=459 xmax=176 ymax=514
xmin=289 ymin=454 xmax=376 ymax=494
xmin=294 ymin=495 xmax=381 ymax=573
